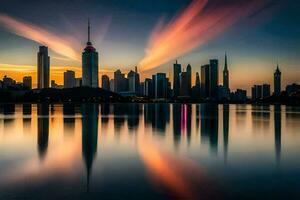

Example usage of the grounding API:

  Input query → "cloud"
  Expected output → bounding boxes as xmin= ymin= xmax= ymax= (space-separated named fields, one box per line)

xmin=138 ymin=0 xmax=271 ymax=71
xmin=0 ymin=14 xmax=81 ymax=61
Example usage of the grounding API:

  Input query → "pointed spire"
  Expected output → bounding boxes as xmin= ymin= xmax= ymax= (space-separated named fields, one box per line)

xmin=135 ymin=66 xmax=138 ymax=73
xmin=176 ymin=60 xmax=178 ymax=64
xmin=88 ymin=18 xmax=90 ymax=42
xmin=224 ymin=52 xmax=228 ymax=71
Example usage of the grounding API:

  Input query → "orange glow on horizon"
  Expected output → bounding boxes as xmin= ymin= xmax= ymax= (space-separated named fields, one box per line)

xmin=0 ymin=63 xmax=114 ymax=87
xmin=138 ymin=0 xmax=270 ymax=71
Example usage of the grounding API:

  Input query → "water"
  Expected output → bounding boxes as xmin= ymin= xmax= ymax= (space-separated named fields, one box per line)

xmin=0 ymin=103 xmax=300 ymax=200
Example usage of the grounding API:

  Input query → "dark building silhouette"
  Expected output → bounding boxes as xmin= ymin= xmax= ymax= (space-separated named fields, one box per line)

xmin=223 ymin=53 xmax=229 ymax=91
xmin=222 ymin=53 xmax=230 ymax=99
xmin=82 ymin=20 xmax=99 ymax=88
xmin=186 ymin=64 xmax=192 ymax=96
xmin=81 ymin=103 xmax=99 ymax=191
xmin=37 ymin=103 xmax=49 ymax=160
xmin=209 ymin=59 xmax=219 ymax=100
xmin=127 ymin=66 xmax=140 ymax=94
xmin=64 ymin=70 xmax=76 ymax=88
xmin=201 ymin=104 xmax=219 ymax=154
xmin=262 ymin=84 xmax=271 ymax=98
xmin=23 ymin=76 xmax=32 ymax=89
xmin=274 ymin=105 xmax=281 ymax=167
xmin=154 ymin=73 xmax=168 ymax=99
xmin=173 ymin=60 xmax=182 ymax=97
xmin=101 ymin=75 xmax=110 ymax=90
xmin=179 ymin=72 xmax=189 ymax=97
xmin=114 ymin=70 xmax=128 ymax=93
xmin=274 ymin=65 xmax=281 ymax=96
xmin=201 ymin=64 xmax=210 ymax=98
xmin=37 ymin=46 xmax=50 ymax=89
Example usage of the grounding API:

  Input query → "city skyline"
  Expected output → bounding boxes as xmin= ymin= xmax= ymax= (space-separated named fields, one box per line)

xmin=0 ymin=0 xmax=299 ymax=92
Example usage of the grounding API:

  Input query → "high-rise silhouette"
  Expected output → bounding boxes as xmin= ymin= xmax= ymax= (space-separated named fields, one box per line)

xmin=37 ymin=46 xmax=50 ymax=89
xmin=82 ymin=19 xmax=99 ymax=88
xmin=173 ymin=60 xmax=182 ymax=97
xmin=274 ymin=64 xmax=281 ymax=96
xmin=223 ymin=53 xmax=229 ymax=90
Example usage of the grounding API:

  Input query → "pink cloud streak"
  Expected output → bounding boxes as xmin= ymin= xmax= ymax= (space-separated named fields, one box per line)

xmin=139 ymin=0 xmax=271 ymax=71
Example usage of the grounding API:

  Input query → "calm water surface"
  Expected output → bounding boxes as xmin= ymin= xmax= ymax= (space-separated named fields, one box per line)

xmin=0 ymin=103 xmax=300 ymax=200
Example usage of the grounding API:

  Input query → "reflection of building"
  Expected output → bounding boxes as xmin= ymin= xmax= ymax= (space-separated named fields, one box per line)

xmin=153 ymin=104 xmax=169 ymax=132
xmin=82 ymin=20 xmax=99 ymax=88
xmin=23 ymin=104 xmax=32 ymax=133
xmin=201 ymin=104 xmax=219 ymax=154
xmin=274 ymin=105 xmax=281 ymax=167
xmin=127 ymin=104 xmax=140 ymax=130
xmin=223 ymin=104 xmax=229 ymax=163
xmin=37 ymin=103 xmax=49 ymax=160
xmin=37 ymin=46 xmax=50 ymax=89
xmin=81 ymin=103 xmax=99 ymax=191
xmin=274 ymin=65 xmax=281 ymax=96
xmin=63 ymin=103 xmax=75 ymax=135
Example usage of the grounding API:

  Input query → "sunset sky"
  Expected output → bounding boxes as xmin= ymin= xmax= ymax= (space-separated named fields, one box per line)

xmin=0 ymin=0 xmax=299 ymax=91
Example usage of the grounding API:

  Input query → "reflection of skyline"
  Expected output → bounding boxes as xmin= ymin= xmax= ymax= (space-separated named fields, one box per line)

xmin=201 ymin=104 xmax=219 ymax=154
xmin=274 ymin=105 xmax=281 ymax=167
xmin=37 ymin=103 xmax=49 ymax=160
xmin=22 ymin=104 xmax=32 ymax=134
xmin=223 ymin=104 xmax=229 ymax=164
xmin=63 ymin=103 xmax=75 ymax=136
xmin=81 ymin=103 xmax=99 ymax=192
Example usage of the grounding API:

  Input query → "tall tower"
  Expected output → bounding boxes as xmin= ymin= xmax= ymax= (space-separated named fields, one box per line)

xmin=223 ymin=52 xmax=229 ymax=90
xmin=37 ymin=46 xmax=50 ymax=89
xmin=186 ymin=64 xmax=192 ymax=95
xmin=274 ymin=64 xmax=281 ymax=96
xmin=82 ymin=19 xmax=99 ymax=88
xmin=209 ymin=59 xmax=219 ymax=100
xmin=173 ymin=60 xmax=182 ymax=97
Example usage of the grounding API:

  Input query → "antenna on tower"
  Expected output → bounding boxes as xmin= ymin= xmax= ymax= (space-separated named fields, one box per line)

xmin=88 ymin=18 xmax=91 ymax=44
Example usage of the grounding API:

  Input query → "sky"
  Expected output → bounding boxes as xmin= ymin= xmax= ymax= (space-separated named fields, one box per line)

xmin=0 ymin=0 xmax=299 ymax=91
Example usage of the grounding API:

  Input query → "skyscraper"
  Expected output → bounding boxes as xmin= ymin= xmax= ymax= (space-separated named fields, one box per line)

xmin=64 ymin=70 xmax=75 ymax=88
xmin=37 ymin=46 xmax=50 ymax=89
xmin=101 ymin=75 xmax=110 ymax=90
xmin=274 ymin=65 xmax=281 ymax=96
xmin=223 ymin=53 xmax=229 ymax=90
xmin=127 ymin=67 xmax=140 ymax=94
xmin=114 ymin=69 xmax=128 ymax=93
xmin=23 ymin=76 xmax=32 ymax=89
xmin=201 ymin=64 xmax=210 ymax=99
xmin=154 ymin=73 xmax=167 ymax=99
xmin=209 ymin=59 xmax=219 ymax=100
xmin=262 ymin=84 xmax=271 ymax=98
xmin=186 ymin=64 xmax=192 ymax=95
xmin=179 ymin=72 xmax=189 ymax=96
xmin=82 ymin=20 xmax=99 ymax=88
xmin=173 ymin=60 xmax=181 ymax=97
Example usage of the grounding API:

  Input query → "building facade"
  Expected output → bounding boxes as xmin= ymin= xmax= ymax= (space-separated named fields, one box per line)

xmin=37 ymin=46 xmax=50 ymax=89
xmin=64 ymin=70 xmax=75 ymax=88
xmin=82 ymin=20 xmax=99 ymax=88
